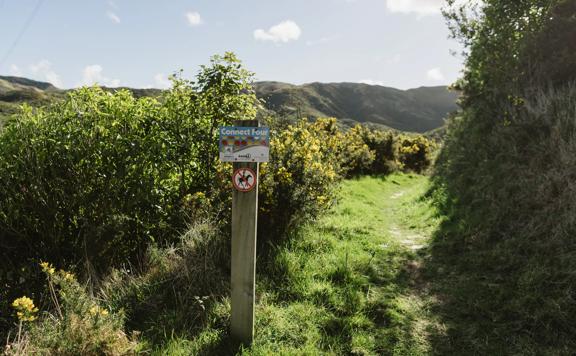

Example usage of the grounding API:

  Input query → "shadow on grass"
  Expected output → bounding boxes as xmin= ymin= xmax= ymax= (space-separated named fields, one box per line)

xmin=97 ymin=221 xmax=249 ymax=355
xmin=419 ymin=218 xmax=505 ymax=355
xmin=421 ymin=212 xmax=576 ymax=355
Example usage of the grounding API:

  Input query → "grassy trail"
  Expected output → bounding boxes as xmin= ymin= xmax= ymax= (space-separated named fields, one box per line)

xmin=161 ymin=173 xmax=444 ymax=355
xmin=246 ymin=173 xmax=444 ymax=355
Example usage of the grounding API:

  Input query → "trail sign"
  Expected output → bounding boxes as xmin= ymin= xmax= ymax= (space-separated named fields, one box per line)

xmin=219 ymin=126 xmax=270 ymax=163
xmin=232 ymin=167 xmax=257 ymax=192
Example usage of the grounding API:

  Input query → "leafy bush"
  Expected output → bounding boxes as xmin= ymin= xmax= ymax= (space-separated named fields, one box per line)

xmin=339 ymin=125 xmax=375 ymax=177
xmin=356 ymin=125 xmax=399 ymax=174
xmin=259 ymin=118 xmax=344 ymax=240
xmin=0 ymin=53 xmax=259 ymax=338
xmin=0 ymin=53 xmax=258 ymax=274
xmin=397 ymin=135 xmax=434 ymax=173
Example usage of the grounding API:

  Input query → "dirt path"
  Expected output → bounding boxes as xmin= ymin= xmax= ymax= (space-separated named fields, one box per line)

xmin=382 ymin=181 xmax=434 ymax=251
xmin=373 ymin=176 xmax=446 ymax=354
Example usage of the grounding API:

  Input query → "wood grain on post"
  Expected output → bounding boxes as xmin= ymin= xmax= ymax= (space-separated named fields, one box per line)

xmin=231 ymin=119 xmax=259 ymax=345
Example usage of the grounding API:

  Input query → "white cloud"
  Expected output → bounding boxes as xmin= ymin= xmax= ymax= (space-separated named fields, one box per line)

xmin=80 ymin=65 xmax=121 ymax=87
xmin=154 ymin=73 xmax=171 ymax=89
xmin=29 ymin=60 xmax=63 ymax=87
xmin=359 ymin=79 xmax=386 ymax=86
xmin=186 ymin=11 xmax=203 ymax=26
xmin=9 ymin=64 xmax=22 ymax=76
xmin=426 ymin=67 xmax=445 ymax=82
xmin=254 ymin=20 xmax=301 ymax=43
xmin=107 ymin=11 xmax=121 ymax=24
xmin=386 ymin=0 xmax=443 ymax=16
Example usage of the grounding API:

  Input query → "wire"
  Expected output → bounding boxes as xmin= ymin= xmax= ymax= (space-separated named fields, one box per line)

xmin=0 ymin=0 xmax=46 ymax=68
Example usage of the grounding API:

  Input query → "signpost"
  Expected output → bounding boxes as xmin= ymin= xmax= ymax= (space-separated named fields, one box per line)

xmin=220 ymin=120 xmax=269 ymax=345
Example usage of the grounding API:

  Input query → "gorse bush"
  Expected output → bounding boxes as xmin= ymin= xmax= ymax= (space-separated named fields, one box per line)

xmin=339 ymin=124 xmax=375 ymax=177
xmin=348 ymin=125 xmax=435 ymax=175
xmin=345 ymin=124 xmax=434 ymax=176
xmin=259 ymin=118 xmax=344 ymax=240
xmin=357 ymin=125 xmax=399 ymax=175
xmin=397 ymin=135 xmax=434 ymax=173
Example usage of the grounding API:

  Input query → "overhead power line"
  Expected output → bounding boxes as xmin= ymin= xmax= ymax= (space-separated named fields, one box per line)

xmin=0 ymin=0 xmax=46 ymax=68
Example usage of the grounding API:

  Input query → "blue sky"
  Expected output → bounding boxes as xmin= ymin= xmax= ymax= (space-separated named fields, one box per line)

xmin=0 ymin=0 xmax=463 ymax=89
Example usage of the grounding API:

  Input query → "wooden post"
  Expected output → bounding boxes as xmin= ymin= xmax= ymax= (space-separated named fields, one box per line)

xmin=231 ymin=119 xmax=259 ymax=345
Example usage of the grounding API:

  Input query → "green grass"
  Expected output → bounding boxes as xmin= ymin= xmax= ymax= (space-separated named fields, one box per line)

xmin=148 ymin=173 xmax=445 ymax=355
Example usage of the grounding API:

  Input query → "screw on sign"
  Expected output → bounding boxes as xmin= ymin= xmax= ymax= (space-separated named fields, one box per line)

xmin=233 ymin=167 xmax=256 ymax=192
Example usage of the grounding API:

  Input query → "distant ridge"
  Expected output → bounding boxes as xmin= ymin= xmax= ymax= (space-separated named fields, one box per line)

xmin=0 ymin=76 xmax=459 ymax=133
xmin=253 ymin=81 xmax=459 ymax=132
xmin=0 ymin=75 xmax=60 ymax=91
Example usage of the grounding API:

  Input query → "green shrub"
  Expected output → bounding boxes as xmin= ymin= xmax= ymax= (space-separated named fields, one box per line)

xmin=357 ymin=125 xmax=399 ymax=174
xmin=340 ymin=125 xmax=375 ymax=177
xmin=0 ymin=53 xmax=259 ymax=337
xmin=0 ymin=53 xmax=258 ymax=273
xmin=397 ymin=135 xmax=434 ymax=173
xmin=259 ymin=118 xmax=344 ymax=240
xmin=432 ymin=86 xmax=576 ymax=352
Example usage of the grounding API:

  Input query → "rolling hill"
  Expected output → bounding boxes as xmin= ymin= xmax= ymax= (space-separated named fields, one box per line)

xmin=0 ymin=76 xmax=458 ymax=132
xmin=0 ymin=76 xmax=65 ymax=122
xmin=254 ymin=82 xmax=459 ymax=132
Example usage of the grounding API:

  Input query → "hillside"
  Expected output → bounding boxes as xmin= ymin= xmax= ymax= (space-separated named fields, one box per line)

xmin=254 ymin=82 xmax=459 ymax=132
xmin=0 ymin=76 xmax=64 ymax=122
xmin=0 ymin=76 xmax=458 ymax=132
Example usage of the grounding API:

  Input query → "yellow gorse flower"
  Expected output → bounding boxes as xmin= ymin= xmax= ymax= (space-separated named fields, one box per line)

xmin=193 ymin=191 xmax=206 ymax=199
xmin=61 ymin=271 xmax=75 ymax=281
xmin=40 ymin=261 xmax=55 ymax=275
xmin=276 ymin=167 xmax=293 ymax=184
xmin=89 ymin=305 xmax=109 ymax=317
xmin=12 ymin=296 xmax=39 ymax=322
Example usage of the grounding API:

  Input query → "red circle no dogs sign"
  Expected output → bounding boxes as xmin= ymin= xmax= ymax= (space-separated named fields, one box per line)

xmin=232 ymin=167 xmax=257 ymax=192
